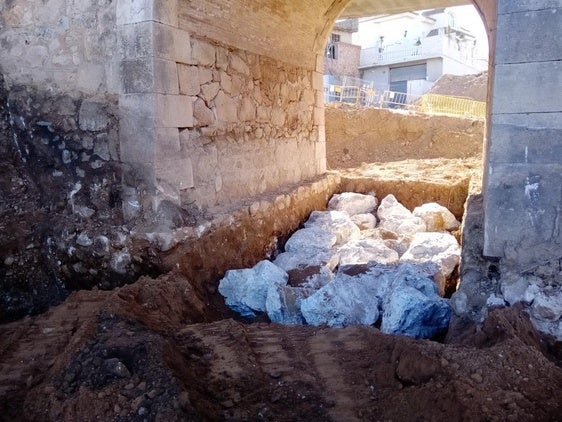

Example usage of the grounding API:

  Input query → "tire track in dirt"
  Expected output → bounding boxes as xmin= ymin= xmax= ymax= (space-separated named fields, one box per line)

xmin=0 ymin=291 xmax=106 ymax=408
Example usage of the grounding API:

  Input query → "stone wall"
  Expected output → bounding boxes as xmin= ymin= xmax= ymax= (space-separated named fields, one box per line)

xmin=326 ymin=106 xmax=484 ymax=168
xmin=483 ymin=0 xmax=562 ymax=268
xmin=0 ymin=0 xmax=119 ymax=95
xmin=179 ymin=38 xmax=324 ymax=207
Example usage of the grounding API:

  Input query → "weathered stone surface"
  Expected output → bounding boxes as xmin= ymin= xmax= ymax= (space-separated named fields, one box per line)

xmin=338 ymin=238 xmax=399 ymax=266
xmin=274 ymin=250 xmax=339 ymax=277
xmin=377 ymin=194 xmax=412 ymax=221
xmin=300 ymin=272 xmax=382 ymax=328
xmin=218 ymin=260 xmax=289 ymax=318
xmin=177 ymin=65 xmax=200 ymax=96
xmin=284 ymin=227 xmax=337 ymax=253
xmin=304 ymin=210 xmax=360 ymax=246
xmin=531 ymin=291 xmax=562 ymax=322
xmin=413 ymin=203 xmax=460 ymax=232
xmin=381 ymin=285 xmax=452 ymax=339
xmin=79 ymin=101 xmax=110 ymax=131
xmin=193 ymin=98 xmax=214 ymax=127
xmin=266 ymin=285 xmax=314 ymax=325
xmin=191 ymin=39 xmax=215 ymax=67
xmin=377 ymin=195 xmax=426 ymax=238
xmin=400 ymin=232 xmax=460 ymax=296
xmin=351 ymin=213 xmax=376 ymax=230
xmin=214 ymin=90 xmax=238 ymax=123
xmin=328 ymin=192 xmax=377 ymax=216
xmin=500 ymin=273 xmax=544 ymax=306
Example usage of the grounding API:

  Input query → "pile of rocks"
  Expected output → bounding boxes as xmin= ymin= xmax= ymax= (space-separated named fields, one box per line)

xmin=219 ymin=192 xmax=462 ymax=339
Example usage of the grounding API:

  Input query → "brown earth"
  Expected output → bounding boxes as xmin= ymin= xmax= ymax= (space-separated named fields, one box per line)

xmin=427 ymin=72 xmax=489 ymax=102
xmin=1 ymin=271 xmax=562 ymax=421
xmin=326 ymin=106 xmax=484 ymax=169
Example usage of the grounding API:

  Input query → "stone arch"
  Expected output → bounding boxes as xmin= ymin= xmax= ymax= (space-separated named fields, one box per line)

xmin=117 ymin=0 xmax=496 ymax=213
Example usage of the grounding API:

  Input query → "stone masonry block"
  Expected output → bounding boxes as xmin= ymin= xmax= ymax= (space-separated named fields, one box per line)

xmin=496 ymin=8 xmax=562 ymax=64
xmin=312 ymin=71 xmax=323 ymax=90
xmin=315 ymin=53 xmax=324 ymax=73
xmin=121 ymin=58 xmax=179 ymax=94
xmin=493 ymin=61 xmax=561 ymax=114
xmin=177 ymin=64 xmax=200 ymax=95
xmin=154 ymin=127 xmax=181 ymax=162
xmin=117 ymin=0 xmax=178 ymax=26
xmin=120 ymin=21 xmax=190 ymax=63
xmin=313 ymin=106 xmax=324 ymax=126
xmin=488 ymin=124 xmax=562 ymax=165
xmin=120 ymin=93 xmax=155 ymax=125
xmin=156 ymin=157 xmax=194 ymax=190
xmin=120 ymin=21 xmax=153 ymax=59
xmin=191 ymin=39 xmax=215 ymax=67
xmin=315 ymin=140 xmax=327 ymax=174
xmin=120 ymin=123 xmax=180 ymax=164
xmin=498 ymin=0 xmax=561 ymax=14
xmin=484 ymin=163 xmax=562 ymax=263
xmin=492 ymin=112 xmax=562 ymax=130
xmin=154 ymin=23 xmax=191 ymax=64
xmin=119 ymin=119 xmax=155 ymax=163
xmin=155 ymin=94 xmax=193 ymax=128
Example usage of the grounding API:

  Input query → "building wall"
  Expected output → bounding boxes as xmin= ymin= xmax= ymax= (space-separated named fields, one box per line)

xmin=427 ymin=58 xmax=444 ymax=81
xmin=324 ymin=42 xmax=361 ymax=80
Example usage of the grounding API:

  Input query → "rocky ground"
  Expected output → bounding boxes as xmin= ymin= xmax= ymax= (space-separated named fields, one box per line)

xmin=2 ymin=73 xmax=562 ymax=419
xmin=1 ymin=271 xmax=562 ymax=421
xmin=2 ymin=182 xmax=562 ymax=421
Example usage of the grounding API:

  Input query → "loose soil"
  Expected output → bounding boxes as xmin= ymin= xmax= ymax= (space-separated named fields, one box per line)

xmin=1 ymin=271 xmax=561 ymax=421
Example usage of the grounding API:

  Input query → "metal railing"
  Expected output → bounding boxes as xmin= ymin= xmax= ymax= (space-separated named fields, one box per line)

xmin=325 ymin=86 xmax=486 ymax=120
xmin=420 ymin=93 xmax=486 ymax=120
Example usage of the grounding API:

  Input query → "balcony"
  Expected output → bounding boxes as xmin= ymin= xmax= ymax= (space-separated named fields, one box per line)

xmin=360 ymin=35 xmax=485 ymax=69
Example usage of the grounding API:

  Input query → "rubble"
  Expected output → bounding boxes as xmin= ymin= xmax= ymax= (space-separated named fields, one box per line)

xmin=219 ymin=193 xmax=459 ymax=339
xmin=218 ymin=260 xmax=289 ymax=318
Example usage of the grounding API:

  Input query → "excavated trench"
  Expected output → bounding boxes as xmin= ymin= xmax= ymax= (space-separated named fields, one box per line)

xmin=3 ymin=160 xmax=562 ymax=421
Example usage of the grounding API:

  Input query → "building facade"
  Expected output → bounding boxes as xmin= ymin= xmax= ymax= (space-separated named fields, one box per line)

xmin=357 ymin=8 xmax=488 ymax=95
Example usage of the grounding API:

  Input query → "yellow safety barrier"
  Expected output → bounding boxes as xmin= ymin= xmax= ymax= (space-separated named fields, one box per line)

xmin=420 ymin=93 xmax=486 ymax=120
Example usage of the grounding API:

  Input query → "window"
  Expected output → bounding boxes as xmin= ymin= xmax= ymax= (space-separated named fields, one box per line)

xmin=325 ymin=33 xmax=340 ymax=59
xmin=325 ymin=43 xmax=337 ymax=59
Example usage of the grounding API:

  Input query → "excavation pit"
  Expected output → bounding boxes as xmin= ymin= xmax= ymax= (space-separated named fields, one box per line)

xmin=159 ymin=159 xmax=480 ymax=338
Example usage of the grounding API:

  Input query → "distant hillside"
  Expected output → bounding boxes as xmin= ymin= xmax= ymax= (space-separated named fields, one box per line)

xmin=428 ymin=72 xmax=488 ymax=102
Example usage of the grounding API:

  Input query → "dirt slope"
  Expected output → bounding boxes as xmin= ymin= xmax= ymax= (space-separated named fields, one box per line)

xmin=427 ymin=72 xmax=488 ymax=102
xmin=1 ymin=271 xmax=561 ymax=421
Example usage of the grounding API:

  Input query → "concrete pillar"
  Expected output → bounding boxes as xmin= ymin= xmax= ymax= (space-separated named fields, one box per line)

xmin=117 ymin=0 xmax=194 ymax=210
xmin=483 ymin=0 xmax=562 ymax=267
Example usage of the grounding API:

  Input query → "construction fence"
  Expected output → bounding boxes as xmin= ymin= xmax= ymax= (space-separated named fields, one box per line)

xmin=324 ymin=85 xmax=486 ymax=121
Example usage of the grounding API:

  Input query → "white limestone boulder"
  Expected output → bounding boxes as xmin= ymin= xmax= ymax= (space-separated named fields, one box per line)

xmin=300 ymin=272 xmax=384 ymax=327
xmin=338 ymin=238 xmax=399 ymax=266
xmin=381 ymin=286 xmax=452 ymax=339
xmin=351 ymin=213 xmax=377 ymax=230
xmin=218 ymin=260 xmax=289 ymax=318
xmin=377 ymin=195 xmax=426 ymax=239
xmin=327 ymin=192 xmax=377 ymax=216
xmin=413 ymin=202 xmax=460 ymax=232
xmin=531 ymin=291 xmax=562 ymax=322
xmin=284 ymin=226 xmax=337 ymax=253
xmin=377 ymin=194 xmax=412 ymax=221
xmin=400 ymin=232 xmax=461 ymax=296
xmin=304 ymin=210 xmax=360 ymax=245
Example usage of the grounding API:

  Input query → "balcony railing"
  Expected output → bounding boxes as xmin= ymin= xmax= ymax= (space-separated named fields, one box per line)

xmin=360 ymin=36 xmax=486 ymax=69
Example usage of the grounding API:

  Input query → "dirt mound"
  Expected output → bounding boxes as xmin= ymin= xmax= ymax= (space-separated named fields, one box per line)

xmin=427 ymin=72 xmax=488 ymax=102
xmin=1 ymin=271 xmax=561 ymax=421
